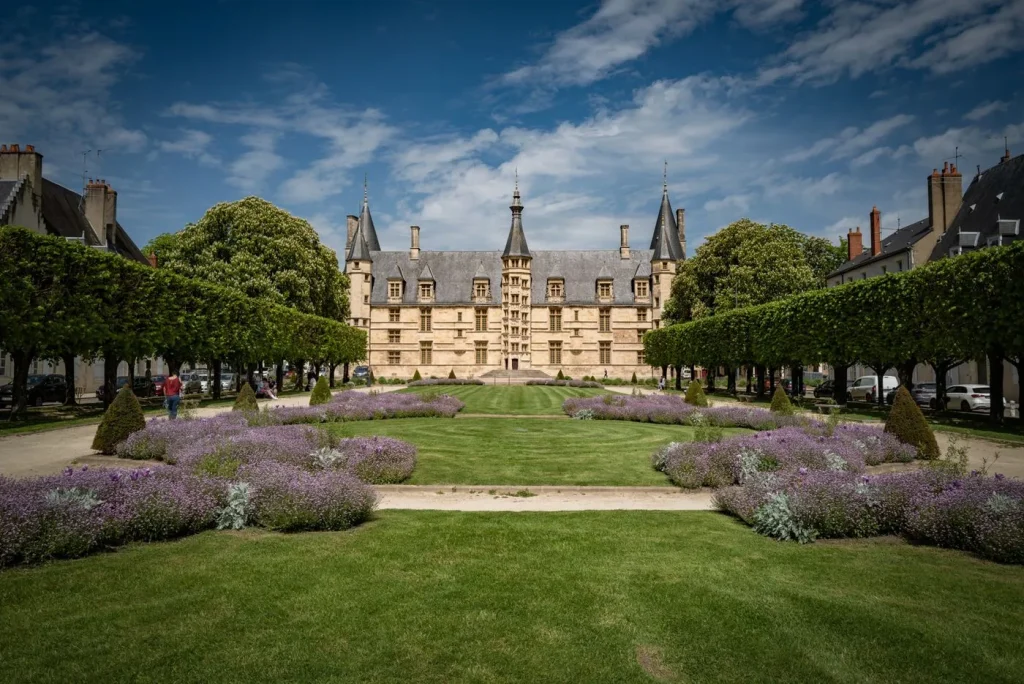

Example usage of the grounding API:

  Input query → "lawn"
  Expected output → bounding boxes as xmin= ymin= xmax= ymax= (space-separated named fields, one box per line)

xmin=401 ymin=384 xmax=608 ymax=415
xmin=331 ymin=417 xmax=717 ymax=486
xmin=1 ymin=511 xmax=1021 ymax=683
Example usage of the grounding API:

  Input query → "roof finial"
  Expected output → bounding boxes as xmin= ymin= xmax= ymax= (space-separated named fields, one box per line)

xmin=363 ymin=173 xmax=368 ymax=203
xmin=1003 ymin=136 xmax=1011 ymax=163
xmin=515 ymin=167 xmax=519 ymax=192
xmin=663 ymin=160 xmax=668 ymax=192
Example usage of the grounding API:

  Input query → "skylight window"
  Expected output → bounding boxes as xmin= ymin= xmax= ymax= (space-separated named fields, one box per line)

xmin=995 ymin=192 xmax=1004 ymax=203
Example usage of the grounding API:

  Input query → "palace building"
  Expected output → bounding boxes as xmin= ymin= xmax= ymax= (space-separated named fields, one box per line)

xmin=345 ymin=177 xmax=687 ymax=379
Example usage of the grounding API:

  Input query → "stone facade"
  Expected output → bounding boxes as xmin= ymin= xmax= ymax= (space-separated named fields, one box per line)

xmin=345 ymin=179 xmax=686 ymax=380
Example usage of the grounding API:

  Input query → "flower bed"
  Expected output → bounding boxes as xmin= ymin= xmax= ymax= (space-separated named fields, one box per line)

xmin=563 ymin=394 xmax=808 ymax=429
xmin=256 ymin=391 xmax=464 ymax=425
xmin=714 ymin=469 xmax=1024 ymax=564
xmin=654 ymin=426 xmax=916 ymax=489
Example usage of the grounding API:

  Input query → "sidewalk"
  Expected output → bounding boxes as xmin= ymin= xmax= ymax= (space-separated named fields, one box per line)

xmin=0 ymin=386 xmax=403 ymax=478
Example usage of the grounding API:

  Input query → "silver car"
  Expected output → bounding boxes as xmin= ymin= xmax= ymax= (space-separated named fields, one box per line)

xmin=945 ymin=384 xmax=990 ymax=412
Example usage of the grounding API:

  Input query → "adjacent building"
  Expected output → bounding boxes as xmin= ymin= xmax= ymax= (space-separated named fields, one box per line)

xmin=345 ymin=178 xmax=687 ymax=379
xmin=0 ymin=143 xmax=157 ymax=395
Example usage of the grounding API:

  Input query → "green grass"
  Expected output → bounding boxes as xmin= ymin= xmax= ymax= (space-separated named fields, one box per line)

xmin=331 ymin=417 xmax=720 ymax=486
xmin=1 ymin=511 xmax=1022 ymax=683
xmin=401 ymin=384 xmax=608 ymax=415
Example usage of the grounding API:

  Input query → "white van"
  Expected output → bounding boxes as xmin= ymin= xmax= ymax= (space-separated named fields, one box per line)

xmin=848 ymin=375 xmax=899 ymax=403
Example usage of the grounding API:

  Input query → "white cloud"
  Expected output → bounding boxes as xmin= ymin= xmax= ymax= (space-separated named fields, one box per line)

xmin=783 ymin=115 xmax=915 ymax=163
xmin=756 ymin=0 xmax=1018 ymax=86
xmin=964 ymin=100 xmax=1008 ymax=121
xmin=158 ymin=129 xmax=218 ymax=166
xmin=226 ymin=131 xmax=283 ymax=192
xmin=704 ymin=193 xmax=752 ymax=213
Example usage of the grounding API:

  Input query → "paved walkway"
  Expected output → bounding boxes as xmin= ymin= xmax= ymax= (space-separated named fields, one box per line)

xmin=376 ymin=485 xmax=715 ymax=511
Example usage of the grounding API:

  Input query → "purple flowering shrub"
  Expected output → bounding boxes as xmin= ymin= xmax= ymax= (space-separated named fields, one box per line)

xmin=655 ymin=426 xmax=916 ymax=489
xmin=322 ymin=437 xmax=418 ymax=484
xmin=563 ymin=395 xmax=809 ymax=429
xmin=714 ymin=469 xmax=1024 ymax=564
xmin=0 ymin=466 xmax=223 ymax=567
xmin=256 ymin=391 xmax=464 ymax=426
xmin=241 ymin=462 xmax=376 ymax=532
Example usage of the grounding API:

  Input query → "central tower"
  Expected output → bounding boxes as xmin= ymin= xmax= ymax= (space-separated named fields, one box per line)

xmin=501 ymin=177 xmax=532 ymax=371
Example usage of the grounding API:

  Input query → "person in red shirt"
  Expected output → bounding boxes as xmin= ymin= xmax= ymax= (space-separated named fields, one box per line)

xmin=163 ymin=371 xmax=183 ymax=420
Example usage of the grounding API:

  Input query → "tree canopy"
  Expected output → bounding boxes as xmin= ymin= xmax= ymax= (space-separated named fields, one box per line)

xmin=146 ymin=197 xmax=349 ymax=322
xmin=665 ymin=219 xmax=842 ymax=324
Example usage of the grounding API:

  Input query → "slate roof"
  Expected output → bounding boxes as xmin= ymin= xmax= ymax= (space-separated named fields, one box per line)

xmin=40 ymin=180 xmax=147 ymax=264
xmin=367 ymin=249 xmax=656 ymax=306
xmin=827 ymin=216 xmax=931 ymax=278
xmin=358 ymin=194 xmax=381 ymax=251
xmin=930 ymin=153 xmax=1023 ymax=260
xmin=346 ymin=229 xmax=372 ymax=261
xmin=502 ymin=188 xmax=531 ymax=257
xmin=650 ymin=188 xmax=683 ymax=260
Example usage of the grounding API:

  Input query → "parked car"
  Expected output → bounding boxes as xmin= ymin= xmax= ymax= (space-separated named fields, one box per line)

xmin=848 ymin=375 xmax=899 ymax=403
xmin=884 ymin=382 xmax=938 ymax=408
xmin=151 ymin=375 xmax=168 ymax=396
xmin=220 ymin=373 xmax=236 ymax=392
xmin=945 ymin=384 xmax=990 ymax=412
xmin=0 ymin=374 xmax=67 ymax=407
xmin=183 ymin=373 xmax=205 ymax=395
xmin=95 ymin=376 xmax=155 ymax=402
xmin=352 ymin=366 xmax=370 ymax=381
xmin=813 ymin=379 xmax=835 ymax=399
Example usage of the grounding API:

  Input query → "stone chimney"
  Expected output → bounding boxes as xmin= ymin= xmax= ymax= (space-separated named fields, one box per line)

xmin=676 ymin=208 xmax=686 ymax=258
xmin=0 ymin=144 xmax=44 ymax=213
xmin=942 ymin=163 xmax=962 ymax=232
xmin=84 ymin=179 xmax=117 ymax=246
xmin=345 ymin=214 xmax=359 ymax=250
xmin=847 ymin=227 xmax=863 ymax=261
xmin=619 ymin=224 xmax=630 ymax=259
xmin=870 ymin=206 xmax=882 ymax=257
xmin=410 ymin=225 xmax=420 ymax=260
xmin=928 ymin=162 xmax=963 ymax=234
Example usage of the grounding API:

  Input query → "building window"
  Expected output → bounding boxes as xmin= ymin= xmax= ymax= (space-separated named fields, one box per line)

xmin=0 ymin=353 xmax=5 ymax=376
xmin=549 ymin=308 xmax=562 ymax=332
xmin=511 ymin=276 xmax=520 ymax=286
xmin=475 ymin=341 xmax=488 ymax=365
xmin=635 ymin=280 xmax=648 ymax=297
xmin=388 ymin=351 xmax=401 ymax=365
xmin=598 ymin=281 xmax=612 ymax=299
xmin=573 ymin=328 xmax=580 ymax=337
xmin=457 ymin=329 xmax=463 ymax=338
xmin=420 ymin=342 xmax=432 ymax=365
xmin=512 ymin=326 xmax=519 ymax=336
xmin=389 ymin=281 xmax=401 ymax=299
xmin=388 ymin=330 xmax=401 ymax=344
xmin=637 ymin=308 xmax=647 ymax=322
xmin=599 ymin=342 xmax=611 ymax=365
xmin=882 ymin=266 xmax=888 ymax=274
xmin=637 ymin=330 xmax=644 ymax=343
xmin=547 ymin=279 xmax=563 ymax=299
xmin=389 ymin=308 xmax=401 ymax=322
xmin=897 ymin=260 xmax=903 ymax=272
xmin=511 ymin=310 xmax=520 ymax=320
xmin=637 ymin=350 xmax=646 ymax=364
xmin=549 ymin=341 xmax=562 ymax=365
xmin=599 ymin=308 xmax=611 ymax=332
xmin=512 ymin=342 xmax=519 ymax=352
xmin=363 ymin=295 xmax=369 ymax=304
xmin=420 ymin=308 xmax=432 ymax=332
xmin=512 ymin=294 xmax=520 ymax=305
xmin=474 ymin=281 xmax=489 ymax=299
xmin=364 ymin=274 xmax=371 ymax=282
xmin=419 ymin=282 xmax=434 ymax=300
xmin=353 ymin=263 xmax=360 ymax=270
xmin=457 ymin=311 xmax=463 ymax=322
xmin=574 ymin=310 xmax=579 ymax=321
xmin=475 ymin=308 xmax=488 ymax=332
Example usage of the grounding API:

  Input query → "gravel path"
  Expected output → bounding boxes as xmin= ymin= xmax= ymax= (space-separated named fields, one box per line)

xmin=375 ymin=485 xmax=715 ymax=511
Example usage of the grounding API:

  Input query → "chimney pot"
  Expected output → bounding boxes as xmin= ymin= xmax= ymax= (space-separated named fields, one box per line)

xmin=0 ymin=145 xmax=6 ymax=152
xmin=10 ymin=144 xmax=19 ymax=153
xmin=620 ymin=224 xmax=630 ymax=259
xmin=25 ymin=144 xmax=34 ymax=152
xmin=847 ymin=226 xmax=863 ymax=261
xmin=410 ymin=225 xmax=421 ymax=260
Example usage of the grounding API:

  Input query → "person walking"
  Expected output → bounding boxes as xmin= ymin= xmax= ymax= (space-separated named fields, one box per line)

xmin=658 ymin=376 xmax=666 ymax=392
xmin=164 ymin=370 xmax=183 ymax=420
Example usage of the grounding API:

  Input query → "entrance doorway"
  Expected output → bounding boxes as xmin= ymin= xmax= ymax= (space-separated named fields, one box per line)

xmin=512 ymin=358 xmax=519 ymax=370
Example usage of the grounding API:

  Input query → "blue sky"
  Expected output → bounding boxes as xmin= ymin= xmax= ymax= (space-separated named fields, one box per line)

xmin=3 ymin=1 xmax=1023 ymax=258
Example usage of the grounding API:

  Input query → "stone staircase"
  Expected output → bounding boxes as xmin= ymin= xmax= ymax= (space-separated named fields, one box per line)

xmin=477 ymin=369 xmax=552 ymax=383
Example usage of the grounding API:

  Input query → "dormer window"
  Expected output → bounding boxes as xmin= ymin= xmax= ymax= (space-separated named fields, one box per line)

xmin=597 ymin=281 xmax=613 ymax=300
xmin=419 ymin=282 xmax=434 ymax=301
xmin=634 ymin=279 xmax=649 ymax=299
xmin=388 ymin=281 xmax=402 ymax=301
xmin=547 ymin=279 xmax=564 ymax=301
xmin=473 ymin=280 xmax=490 ymax=301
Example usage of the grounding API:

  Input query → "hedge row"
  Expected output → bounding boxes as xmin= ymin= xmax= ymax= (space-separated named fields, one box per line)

xmin=645 ymin=241 xmax=1024 ymax=418
xmin=0 ymin=226 xmax=365 ymax=413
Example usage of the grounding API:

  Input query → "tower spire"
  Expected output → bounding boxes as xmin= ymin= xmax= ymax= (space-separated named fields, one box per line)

xmin=663 ymin=159 xmax=668 ymax=192
xmin=502 ymin=176 xmax=530 ymax=258
xmin=353 ymin=173 xmax=380 ymax=252
xmin=650 ymin=165 xmax=683 ymax=261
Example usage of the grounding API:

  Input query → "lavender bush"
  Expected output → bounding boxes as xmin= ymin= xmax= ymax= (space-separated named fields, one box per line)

xmin=255 ymin=391 xmax=464 ymax=425
xmin=242 ymin=462 xmax=376 ymax=532
xmin=407 ymin=378 xmax=483 ymax=386
xmin=329 ymin=437 xmax=417 ymax=484
xmin=527 ymin=379 xmax=603 ymax=388
xmin=563 ymin=395 xmax=809 ymax=429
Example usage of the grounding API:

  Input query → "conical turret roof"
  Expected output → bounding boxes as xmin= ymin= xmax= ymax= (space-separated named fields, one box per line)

xmin=502 ymin=178 xmax=531 ymax=258
xmin=650 ymin=180 xmax=683 ymax=261
xmin=358 ymin=178 xmax=381 ymax=251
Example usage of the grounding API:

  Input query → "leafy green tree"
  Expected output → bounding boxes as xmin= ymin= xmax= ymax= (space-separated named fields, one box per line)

xmin=801 ymin=235 xmax=848 ymax=286
xmin=92 ymin=386 xmax=145 ymax=454
xmin=309 ymin=376 xmax=332 ymax=405
xmin=147 ymin=197 xmax=349 ymax=322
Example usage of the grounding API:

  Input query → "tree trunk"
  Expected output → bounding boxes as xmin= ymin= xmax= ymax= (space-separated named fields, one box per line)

xmin=276 ymin=361 xmax=285 ymax=392
xmin=61 ymin=352 xmax=77 ymax=406
xmin=342 ymin=362 xmax=350 ymax=384
xmin=834 ymin=364 xmax=848 ymax=405
xmin=211 ymin=359 xmax=222 ymax=400
xmin=871 ymin=363 xmax=887 ymax=407
xmin=126 ymin=357 xmax=136 ymax=388
xmin=103 ymin=355 xmax=119 ymax=409
xmin=8 ymin=350 xmax=33 ymax=421
xmin=329 ymin=364 xmax=337 ymax=388
xmin=897 ymin=359 xmax=917 ymax=391
xmin=246 ymin=363 xmax=257 ymax=389
xmin=768 ymin=368 xmax=776 ymax=394
xmin=755 ymin=365 xmax=766 ymax=399
xmin=989 ymin=350 xmax=1005 ymax=425
xmin=674 ymin=365 xmax=682 ymax=391
xmin=293 ymin=359 xmax=305 ymax=391
xmin=746 ymin=365 xmax=753 ymax=394
xmin=726 ymin=366 xmax=736 ymax=394
xmin=705 ymin=367 xmax=714 ymax=393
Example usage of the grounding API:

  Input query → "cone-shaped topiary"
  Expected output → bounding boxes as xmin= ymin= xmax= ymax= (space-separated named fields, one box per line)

xmin=684 ymin=380 xmax=708 ymax=407
xmin=92 ymin=385 xmax=145 ymax=455
xmin=233 ymin=382 xmax=258 ymax=412
xmin=631 ymin=372 xmax=638 ymax=384
xmin=310 ymin=376 xmax=332 ymax=405
xmin=448 ymin=369 xmax=456 ymax=379
xmin=770 ymin=385 xmax=794 ymax=414
xmin=412 ymin=369 xmax=422 ymax=381
xmin=885 ymin=385 xmax=939 ymax=459
xmin=557 ymin=369 xmax=565 ymax=380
